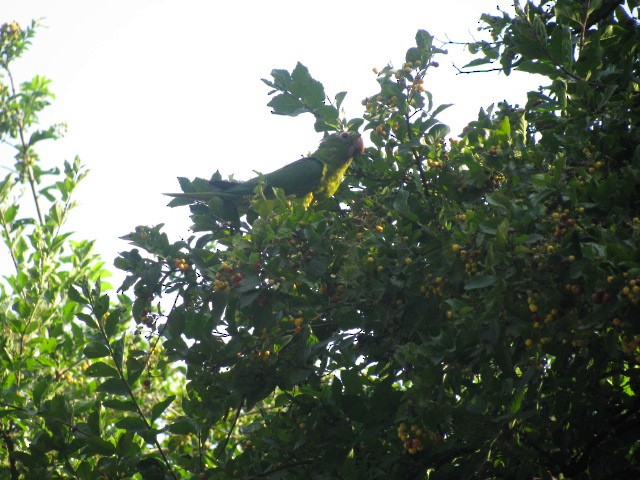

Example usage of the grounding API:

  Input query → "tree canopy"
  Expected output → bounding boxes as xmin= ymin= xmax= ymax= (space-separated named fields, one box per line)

xmin=2 ymin=1 xmax=640 ymax=479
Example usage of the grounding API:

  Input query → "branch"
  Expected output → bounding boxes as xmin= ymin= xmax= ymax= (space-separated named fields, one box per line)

xmin=216 ymin=400 xmax=244 ymax=460
xmin=453 ymin=63 xmax=506 ymax=75
xmin=5 ymin=65 xmax=44 ymax=226
xmin=1 ymin=428 xmax=19 ymax=480
xmin=250 ymin=459 xmax=313 ymax=478
xmin=88 ymin=292 xmax=178 ymax=480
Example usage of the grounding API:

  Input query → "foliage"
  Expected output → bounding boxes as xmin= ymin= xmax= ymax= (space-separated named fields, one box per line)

xmin=108 ymin=1 xmax=640 ymax=478
xmin=3 ymin=1 xmax=640 ymax=478
xmin=0 ymin=21 xmax=183 ymax=480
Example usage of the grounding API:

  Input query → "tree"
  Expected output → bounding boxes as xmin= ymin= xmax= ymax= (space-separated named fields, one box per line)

xmin=109 ymin=1 xmax=640 ymax=477
xmin=0 ymin=20 xmax=104 ymax=478
xmin=4 ymin=1 xmax=640 ymax=478
xmin=0 ymin=22 xmax=185 ymax=480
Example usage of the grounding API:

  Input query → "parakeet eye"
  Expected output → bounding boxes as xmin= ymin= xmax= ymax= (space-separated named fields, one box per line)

xmin=340 ymin=132 xmax=350 ymax=139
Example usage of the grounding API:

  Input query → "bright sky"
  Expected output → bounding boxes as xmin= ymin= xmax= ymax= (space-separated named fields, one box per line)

xmin=2 ymin=1 xmax=541 ymax=285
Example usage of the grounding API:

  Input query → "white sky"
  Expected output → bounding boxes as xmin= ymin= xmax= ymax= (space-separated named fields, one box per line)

xmin=2 ymin=1 xmax=541 ymax=286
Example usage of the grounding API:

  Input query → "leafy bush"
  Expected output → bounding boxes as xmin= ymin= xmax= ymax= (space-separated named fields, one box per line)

xmin=4 ymin=1 xmax=640 ymax=478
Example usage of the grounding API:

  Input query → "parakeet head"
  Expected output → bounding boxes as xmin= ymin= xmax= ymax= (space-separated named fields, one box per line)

xmin=316 ymin=131 xmax=364 ymax=166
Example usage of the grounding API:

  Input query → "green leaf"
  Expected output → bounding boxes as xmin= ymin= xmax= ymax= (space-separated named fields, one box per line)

xmin=104 ymin=308 xmax=121 ymax=338
xmin=67 ymin=286 xmax=87 ymax=304
xmin=533 ymin=16 xmax=547 ymax=47
xmin=393 ymin=189 xmax=409 ymax=214
xmin=496 ymin=219 xmax=509 ymax=248
xmin=561 ymin=26 xmax=574 ymax=69
xmin=341 ymin=369 xmax=363 ymax=396
xmin=555 ymin=0 xmax=585 ymax=26
xmin=76 ymin=312 xmax=99 ymax=330
xmin=84 ymin=437 xmax=116 ymax=456
xmin=113 ymin=337 xmax=125 ymax=369
xmin=465 ymin=275 xmax=497 ymax=290
xmin=335 ymin=91 xmax=347 ymax=111
xmin=85 ymin=361 xmax=119 ymax=378
xmin=2 ymin=204 xmax=18 ymax=224
xmin=36 ymin=337 xmax=57 ymax=355
xmin=269 ymin=68 xmax=291 ymax=89
xmin=88 ymin=404 xmax=101 ymax=435
xmin=137 ymin=457 xmax=165 ymax=480
xmin=126 ymin=355 xmax=145 ymax=384
xmin=289 ymin=62 xmax=325 ymax=108
xmin=484 ymin=192 xmax=511 ymax=210
xmin=509 ymin=385 xmax=528 ymax=414
xmin=463 ymin=57 xmax=493 ymax=69
xmin=167 ymin=417 xmax=198 ymax=435
xmin=517 ymin=60 xmax=558 ymax=77
xmin=414 ymin=29 xmax=434 ymax=65
xmin=84 ymin=341 xmax=110 ymax=358
xmin=587 ymin=0 xmax=603 ymax=15
xmin=342 ymin=448 xmax=357 ymax=480
xmin=151 ymin=396 xmax=175 ymax=422
xmin=28 ymin=126 xmax=57 ymax=146
xmin=427 ymin=123 xmax=450 ymax=139
xmin=93 ymin=294 xmax=110 ymax=319
xmin=32 ymin=378 xmax=51 ymax=407
xmin=432 ymin=103 xmax=453 ymax=117
xmin=115 ymin=416 xmax=148 ymax=432
xmin=267 ymin=93 xmax=306 ymax=116
xmin=103 ymin=399 xmax=138 ymax=412
xmin=96 ymin=378 xmax=129 ymax=396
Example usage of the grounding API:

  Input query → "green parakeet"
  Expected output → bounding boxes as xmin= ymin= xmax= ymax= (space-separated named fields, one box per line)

xmin=167 ymin=131 xmax=364 ymax=207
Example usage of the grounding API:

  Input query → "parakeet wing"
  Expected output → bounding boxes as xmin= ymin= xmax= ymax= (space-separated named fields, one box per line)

xmin=256 ymin=156 xmax=324 ymax=197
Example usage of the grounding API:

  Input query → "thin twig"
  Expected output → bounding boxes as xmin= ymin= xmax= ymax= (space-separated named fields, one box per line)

xmin=216 ymin=400 xmax=244 ymax=460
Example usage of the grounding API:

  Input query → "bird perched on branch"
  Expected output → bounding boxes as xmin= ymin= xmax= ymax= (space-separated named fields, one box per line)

xmin=166 ymin=131 xmax=364 ymax=207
